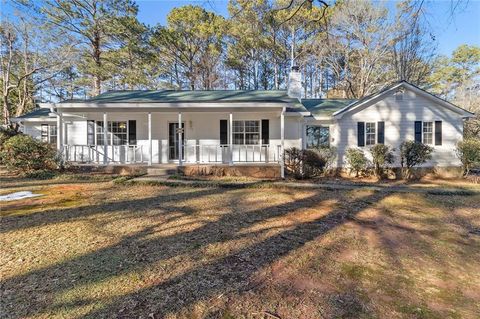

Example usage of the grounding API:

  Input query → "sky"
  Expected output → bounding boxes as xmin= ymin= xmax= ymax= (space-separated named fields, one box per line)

xmin=135 ymin=0 xmax=480 ymax=56
xmin=1 ymin=0 xmax=479 ymax=56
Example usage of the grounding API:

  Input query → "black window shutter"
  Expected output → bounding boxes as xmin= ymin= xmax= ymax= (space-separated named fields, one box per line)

xmin=414 ymin=121 xmax=422 ymax=143
xmin=377 ymin=121 xmax=385 ymax=144
xmin=357 ymin=122 xmax=365 ymax=147
xmin=220 ymin=120 xmax=228 ymax=145
xmin=128 ymin=120 xmax=136 ymax=145
xmin=261 ymin=119 xmax=269 ymax=144
xmin=435 ymin=121 xmax=442 ymax=146
xmin=87 ymin=120 xmax=95 ymax=145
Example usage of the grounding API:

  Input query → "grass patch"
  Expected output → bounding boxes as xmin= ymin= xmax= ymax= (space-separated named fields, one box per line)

xmin=1 ymin=174 xmax=479 ymax=319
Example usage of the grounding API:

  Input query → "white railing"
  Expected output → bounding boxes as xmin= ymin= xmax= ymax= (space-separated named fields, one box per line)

xmin=62 ymin=144 xmax=281 ymax=165
xmin=63 ymin=145 xmax=144 ymax=164
xmin=183 ymin=144 xmax=281 ymax=164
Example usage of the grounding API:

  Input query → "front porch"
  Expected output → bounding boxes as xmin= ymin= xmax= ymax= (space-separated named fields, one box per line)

xmin=53 ymin=107 xmax=294 ymax=178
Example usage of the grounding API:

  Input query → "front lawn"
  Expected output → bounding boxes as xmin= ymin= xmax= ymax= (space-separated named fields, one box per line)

xmin=1 ymin=173 xmax=479 ymax=318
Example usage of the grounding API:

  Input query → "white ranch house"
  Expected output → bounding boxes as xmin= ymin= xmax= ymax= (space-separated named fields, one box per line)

xmin=13 ymin=70 xmax=475 ymax=177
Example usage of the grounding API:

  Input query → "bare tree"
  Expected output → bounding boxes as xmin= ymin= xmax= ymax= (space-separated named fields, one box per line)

xmin=1 ymin=16 xmax=75 ymax=125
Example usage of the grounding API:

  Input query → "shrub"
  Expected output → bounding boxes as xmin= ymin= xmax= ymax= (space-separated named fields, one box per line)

xmin=25 ymin=169 xmax=58 ymax=179
xmin=369 ymin=144 xmax=395 ymax=177
xmin=400 ymin=140 xmax=433 ymax=179
xmin=456 ymin=138 xmax=480 ymax=176
xmin=0 ymin=134 xmax=61 ymax=174
xmin=284 ymin=147 xmax=328 ymax=179
xmin=285 ymin=147 xmax=304 ymax=178
xmin=345 ymin=148 xmax=369 ymax=177
xmin=303 ymin=149 xmax=327 ymax=177
xmin=313 ymin=146 xmax=337 ymax=172
xmin=0 ymin=127 xmax=20 ymax=151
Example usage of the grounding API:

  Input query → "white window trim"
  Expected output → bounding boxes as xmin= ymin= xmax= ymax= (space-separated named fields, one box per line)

xmin=422 ymin=121 xmax=433 ymax=145
xmin=365 ymin=122 xmax=376 ymax=146
xmin=95 ymin=121 xmax=129 ymax=146
xmin=231 ymin=120 xmax=264 ymax=145
xmin=41 ymin=124 xmax=57 ymax=144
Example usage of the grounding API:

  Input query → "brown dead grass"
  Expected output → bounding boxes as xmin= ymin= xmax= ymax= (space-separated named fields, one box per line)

xmin=0 ymin=174 xmax=479 ymax=319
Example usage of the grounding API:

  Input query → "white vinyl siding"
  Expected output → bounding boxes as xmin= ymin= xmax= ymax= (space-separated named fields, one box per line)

xmin=332 ymin=88 xmax=464 ymax=167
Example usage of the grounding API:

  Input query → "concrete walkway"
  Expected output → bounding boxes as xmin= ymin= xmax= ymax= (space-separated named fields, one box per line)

xmin=130 ymin=175 xmax=479 ymax=195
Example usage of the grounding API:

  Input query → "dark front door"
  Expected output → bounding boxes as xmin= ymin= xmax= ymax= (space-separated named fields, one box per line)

xmin=169 ymin=122 xmax=185 ymax=160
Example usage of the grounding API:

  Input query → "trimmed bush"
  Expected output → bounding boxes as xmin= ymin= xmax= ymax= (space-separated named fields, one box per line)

xmin=284 ymin=147 xmax=329 ymax=179
xmin=314 ymin=146 xmax=337 ymax=172
xmin=369 ymin=144 xmax=395 ymax=177
xmin=0 ymin=134 xmax=61 ymax=174
xmin=400 ymin=140 xmax=433 ymax=179
xmin=345 ymin=148 xmax=369 ymax=177
xmin=456 ymin=138 xmax=480 ymax=176
xmin=303 ymin=149 xmax=327 ymax=177
xmin=285 ymin=147 xmax=304 ymax=178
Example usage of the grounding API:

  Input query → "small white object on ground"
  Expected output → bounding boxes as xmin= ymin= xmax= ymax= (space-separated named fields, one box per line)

xmin=0 ymin=191 xmax=43 ymax=201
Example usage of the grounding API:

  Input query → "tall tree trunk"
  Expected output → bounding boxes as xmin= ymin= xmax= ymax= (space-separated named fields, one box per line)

xmin=92 ymin=31 xmax=102 ymax=96
xmin=3 ymin=98 xmax=10 ymax=126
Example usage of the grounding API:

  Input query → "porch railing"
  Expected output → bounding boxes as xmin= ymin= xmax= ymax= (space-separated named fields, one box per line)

xmin=183 ymin=144 xmax=281 ymax=164
xmin=62 ymin=144 xmax=281 ymax=164
xmin=63 ymin=145 xmax=144 ymax=164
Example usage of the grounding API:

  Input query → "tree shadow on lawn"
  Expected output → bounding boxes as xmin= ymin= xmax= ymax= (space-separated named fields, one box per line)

xmin=0 ymin=187 xmax=225 ymax=233
xmin=1 ymin=186 xmax=390 ymax=319
xmin=2 ymin=187 xmax=478 ymax=318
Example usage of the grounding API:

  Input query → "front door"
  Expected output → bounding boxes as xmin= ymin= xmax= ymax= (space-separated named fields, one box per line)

xmin=168 ymin=122 xmax=185 ymax=160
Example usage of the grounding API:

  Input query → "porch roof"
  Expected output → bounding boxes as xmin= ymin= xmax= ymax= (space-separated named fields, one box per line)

xmin=64 ymin=89 xmax=294 ymax=104
xmin=50 ymin=89 xmax=308 ymax=113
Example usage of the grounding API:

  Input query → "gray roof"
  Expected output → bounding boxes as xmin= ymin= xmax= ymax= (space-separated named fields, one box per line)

xmin=63 ymin=89 xmax=295 ymax=104
xmin=14 ymin=108 xmax=55 ymax=120
xmin=301 ymin=99 xmax=356 ymax=118
xmin=58 ymin=89 xmax=309 ymax=113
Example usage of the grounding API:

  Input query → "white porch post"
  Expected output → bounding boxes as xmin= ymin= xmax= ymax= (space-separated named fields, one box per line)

xmin=178 ymin=112 xmax=183 ymax=166
xmin=229 ymin=112 xmax=233 ymax=165
xmin=56 ymin=113 xmax=63 ymax=153
xmin=62 ymin=121 xmax=67 ymax=146
xmin=280 ymin=107 xmax=285 ymax=178
xmin=302 ymin=121 xmax=307 ymax=149
xmin=148 ymin=112 xmax=152 ymax=166
xmin=103 ymin=112 xmax=108 ymax=165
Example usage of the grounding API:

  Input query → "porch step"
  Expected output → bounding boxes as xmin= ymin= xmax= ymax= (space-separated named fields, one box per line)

xmin=146 ymin=167 xmax=178 ymax=176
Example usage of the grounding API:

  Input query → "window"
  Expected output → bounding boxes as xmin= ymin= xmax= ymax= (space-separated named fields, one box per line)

xmin=423 ymin=121 xmax=433 ymax=144
xmin=233 ymin=120 xmax=260 ymax=145
xmin=111 ymin=121 xmax=127 ymax=145
xmin=365 ymin=122 xmax=376 ymax=145
xmin=41 ymin=124 xmax=48 ymax=143
xmin=41 ymin=124 xmax=57 ymax=144
xmin=96 ymin=121 xmax=128 ymax=145
xmin=49 ymin=125 xmax=57 ymax=144
xmin=306 ymin=126 xmax=330 ymax=148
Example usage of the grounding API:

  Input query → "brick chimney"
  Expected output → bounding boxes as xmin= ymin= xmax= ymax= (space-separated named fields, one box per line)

xmin=287 ymin=65 xmax=302 ymax=99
